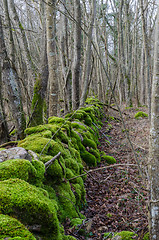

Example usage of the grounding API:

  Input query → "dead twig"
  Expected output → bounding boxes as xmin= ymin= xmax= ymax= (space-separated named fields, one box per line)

xmin=45 ymin=152 xmax=61 ymax=170
xmin=68 ymin=164 xmax=137 ymax=181
xmin=0 ymin=141 xmax=18 ymax=148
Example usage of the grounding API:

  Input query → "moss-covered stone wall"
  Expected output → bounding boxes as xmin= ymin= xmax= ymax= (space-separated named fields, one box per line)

xmin=0 ymin=97 xmax=116 ymax=239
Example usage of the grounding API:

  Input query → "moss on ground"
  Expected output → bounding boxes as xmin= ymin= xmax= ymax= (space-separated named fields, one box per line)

xmin=103 ymin=231 xmax=137 ymax=239
xmin=143 ymin=232 xmax=149 ymax=240
xmin=0 ymin=214 xmax=36 ymax=239
xmin=134 ymin=111 xmax=148 ymax=119
xmin=101 ymin=152 xmax=116 ymax=164
xmin=114 ymin=231 xmax=137 ymax=239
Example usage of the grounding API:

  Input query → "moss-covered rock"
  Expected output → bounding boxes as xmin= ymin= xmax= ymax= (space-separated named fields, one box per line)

xmin=80 ymin=150 xmax=97 ymax=166
xmin=82 ymin=138 xmax=97 ymax=149
xmin=0 ymin=214 xmax=36 ymax=240
xmin=113 ymin=231 xmax=137 ymax=240
xmin=0 ymin=159 xmax=36 ymax=182
xmin=48 ymin=116 xmax=65 ymax=124
xmin=54 ymin=182 xmax=81 ymax=221
xmin=101 ymin=152 xmax=116 ymax=164
xmin=134 ymin=111 xmax=148 ymax=119
xmin=0 ymin=178 xmax=61 ymax=237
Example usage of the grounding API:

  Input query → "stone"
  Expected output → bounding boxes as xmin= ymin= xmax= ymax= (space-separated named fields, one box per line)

xmin=0 ymin=147 xmax=32 ymax=163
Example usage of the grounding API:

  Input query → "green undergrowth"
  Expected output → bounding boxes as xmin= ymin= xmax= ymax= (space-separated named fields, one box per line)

xmin=0 ymin=97 xmax=116 ymax=240
xmin=134 ymin=111 xmax=148 ymax=119
xmin=103 ymin=231 xmax=137 ymax=239
xmin=103 ymin=231 xmax=149 ymax=240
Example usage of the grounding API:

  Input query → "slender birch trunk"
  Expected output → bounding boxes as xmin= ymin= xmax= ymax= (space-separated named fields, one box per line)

xmin=72 ymin=0 xmax=82 ymax=110
xmin=46 ymin=0 xmax=58 ymax=116
xmin=140 ymin=0 xmax=151 ymax=119
xmin=80 ymin=0 xmax=96 ymax=106
xmin=149 ymin=6 xmax=159 ymax=239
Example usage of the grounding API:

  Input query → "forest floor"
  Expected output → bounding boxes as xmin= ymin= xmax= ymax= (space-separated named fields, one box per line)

xmin=65 ymin=105 xmax=150 ymax=240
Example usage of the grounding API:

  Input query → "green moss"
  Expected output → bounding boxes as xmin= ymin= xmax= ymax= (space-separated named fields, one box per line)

xmin=71 ymin=122 xmax=87 ymax=131
xmin=80 ymin=150 xmax=97 ymax=166
xmin=65 ymin=112 xmax=84 ymax=121
xmin=0 ymin=159 xmax=37 ymax=183
xmin=9 ymin=129 xmax=16 ymax=136
xmin=84 ymin=115 xmax=92 ymax=126
xmin=134 ymin=111 xmax=148 ymax=119
xmin=40 ymin=155 xmax=65 ymax=181
xmin=58 ymin=131 xmax=69 ymax=144
xmin=0 ymin=148 xmax=5 ymax=151
xmin=114 ymin=231 xmax=137 ymax=240
xmin=54 ymin=182 xmax=79 ymax=221
xmin=143 ymin=232 xmax=149 ymax=240
xmin=63 ymin=236 xmax=76 ymax=240
xmin=0 ymin=214 xmax=36 ymax=239
xmin=30 ymin=77 xmax=44 ymax=127
xmin=103 ymin=232 xmax=114 ymax=238
xmin=70 ymin=218 xmax=83 ymax=227
xmin=72 ymin=183 xmax=84 ymax=206
xmin=31 ymin=159 xmax=45 ymax=184
xmin=18 ymin=136 xmax=53 ymax=155
xmin=25 ymin=125 xmax=48 ymax=135
xmin=101 ymin=153 xmax=116 ymax=164
xmin=89 ymin=148 xmax=101 ymax=162
xmin=0 ymin=178 xmax=61 ymax=237
xmin=65 ymin=157 xmax=80 ymax=174
xmin=82 ymin=138 xmax=97 ymax=149
xmin=48 ymin=116 xmax=65 ymax=124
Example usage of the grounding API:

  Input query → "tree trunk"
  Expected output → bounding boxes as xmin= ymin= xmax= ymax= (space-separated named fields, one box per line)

xmin=149 ymin=6 xmax=159 ymax=240
xmin=46 ymin=0 xmax=58 ymax=116
xmin=80 ymin=0 xmax=96 ymax=106
xmin=140 ymin=0 xmax=151 ymax=119
xmin=0 ymin=16 xmax=26 ymax=139
xmin=72 ymin=0 xmax=82 ymax=110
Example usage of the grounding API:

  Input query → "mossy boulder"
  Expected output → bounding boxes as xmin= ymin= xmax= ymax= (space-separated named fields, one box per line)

xmin=54 ymin=182 xmax=82 ymax=221
xmin=0 ymin=214 xmax=36 ymax=239
xmin=101 ymin=152 xmax=116 ymax=164
xmin=0 ymin=159 xmax=36 ymax=182
xmin=0 ymin=178 xmax=61 ymax=237
xmin=134 ymin=111 xmax=148 ymax=119
xmin=0 ymin=159 xmax=45 ymax=185
xmin=80 ymin=150 xmax=97 ymax=166
xmin=82 ymin=138 xmax=97 ymax=149
xmin=103 ymin=231 xmax=138 ymax=240
xmin=113 ymin=231 xmax=137 ymax=240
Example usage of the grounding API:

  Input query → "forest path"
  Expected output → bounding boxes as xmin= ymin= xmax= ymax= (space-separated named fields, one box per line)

xmin=82 ymin=106 xmax=149 ymax=239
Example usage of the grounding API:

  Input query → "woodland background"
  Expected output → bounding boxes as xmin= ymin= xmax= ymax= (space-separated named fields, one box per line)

xmin=0 ymin=0 xmax=157 ymax=142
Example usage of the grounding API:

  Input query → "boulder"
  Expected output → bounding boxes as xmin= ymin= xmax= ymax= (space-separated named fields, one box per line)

xmin=0 ymin=147 xmax=32 ymax=162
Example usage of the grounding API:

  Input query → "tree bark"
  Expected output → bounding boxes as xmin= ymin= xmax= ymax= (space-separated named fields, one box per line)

xmin=149 ymin=6 xmax=159 ymax=240
xmin=46 ymin=0 xmax=58 ymax=116
xmin=80 ymin=0 xmax=96 ymax=106
xmin=72 ymin=0 xmax=82 ymax=110
xmin=0 ymin=16 xmax=26 ymax=139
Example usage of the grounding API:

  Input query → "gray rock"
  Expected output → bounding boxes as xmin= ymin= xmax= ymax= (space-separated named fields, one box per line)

xmin=0 ymin=147 xmax=32 ymax=163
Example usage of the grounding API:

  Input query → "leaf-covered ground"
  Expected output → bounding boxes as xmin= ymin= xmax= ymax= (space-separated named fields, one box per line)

xmin=65 ymin=106 xmax=149 ymax=239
